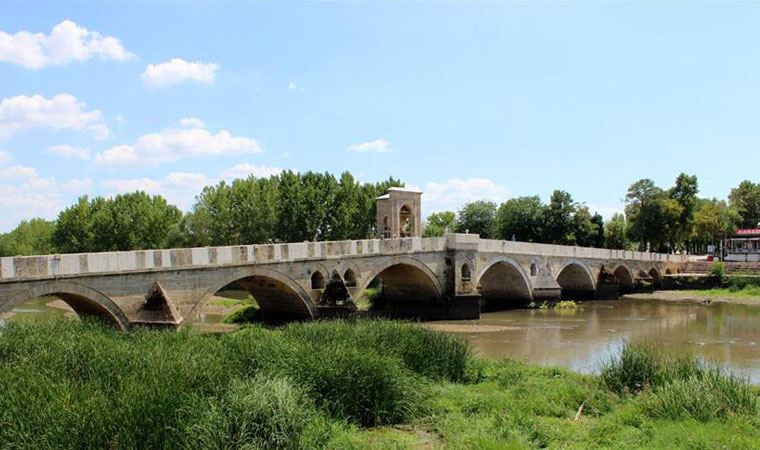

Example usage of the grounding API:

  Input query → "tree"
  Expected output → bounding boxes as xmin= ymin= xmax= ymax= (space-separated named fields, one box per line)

xmin=543 ymin=190 xmax=576 ymax=245
xmin=423 ymin=211 xmax=456 ymax=237
xmin=729 ymin=180 xmax=760 ymax=229
xmin=53 ymin=192 xmax=181 ymax=252
xmin=604 ymin=213 xmax=629 ymax=250
xmin=625 ymin=179 xmax=682 ymax=252
xmin=456 ymin=200 xmax=497 ymax=238
xmin=693 ymin=198 xmax=740 ymax=252
xmin=591 ymin=213 xmax=605 ymax=248
xmin=668 ymin=173 xmax=699 ymax=247
xmin=0 ymin=219 xmax=56 ymax=256
xmin=572 ymin=205 xmax=600 ymax=247
xmin=493 ymin=196 xmax=544 ymax=242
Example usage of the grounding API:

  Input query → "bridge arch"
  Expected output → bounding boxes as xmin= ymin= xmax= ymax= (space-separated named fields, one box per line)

xmin=612 ymin=265 xmax=635 ymax=288
xmin=556 ymin=259 xmax=596 ymax=299
xmin=475 ymin=257 xmax=533 ymax=310
xmin=193 ymin=267 xmax=316 ymax=322
xmin=357 ymin=256 xmax=442 ymax=315
xmin=2 ymin=281 xmax=129 ymax=330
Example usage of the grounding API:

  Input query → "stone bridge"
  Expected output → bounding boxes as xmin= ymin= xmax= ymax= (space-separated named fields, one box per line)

xmin=0 ymin=234 xmax=687 ymax=330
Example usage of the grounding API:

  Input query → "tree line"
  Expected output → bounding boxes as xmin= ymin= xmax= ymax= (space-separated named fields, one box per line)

xmin=1 ymin=170 xmax=758 ymax=256
xmin=424 ymin=174 xmax=759 ymax=253
xmin=0 ymin=171 xmax=401 ymax=256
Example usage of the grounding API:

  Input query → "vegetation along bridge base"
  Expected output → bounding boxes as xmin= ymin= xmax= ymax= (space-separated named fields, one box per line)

xmin=0 ymin=234 xmax=687 ymax=330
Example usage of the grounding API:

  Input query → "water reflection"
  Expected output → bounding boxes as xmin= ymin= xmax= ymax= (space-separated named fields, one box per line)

xmin=436 ymin=298 xmax=760 ymax=383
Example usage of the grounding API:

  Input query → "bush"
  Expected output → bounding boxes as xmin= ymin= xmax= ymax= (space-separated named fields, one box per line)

xmin=709 ymin=262 xmax=727 ymax=283
xmin=281 ymin=320 xmax=471 ymax=382
xmin=182 ymin=375 xmax=328 ymax=449
xmin=600 ymin=344 xmax=702 ymax=395
xmin=642 ymin=370 xmax=759 ymax=422
xmin=223 ymin=304 xmax=260 ymax=324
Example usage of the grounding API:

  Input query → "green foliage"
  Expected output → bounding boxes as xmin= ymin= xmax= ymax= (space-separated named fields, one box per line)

xmin=625 ymin=178 xmax=686 ymax=252
xmin=456 ymin=200 xmax=497 ymax=238
xmin=1 ymin=321 xmax=758 ymax=449
xmin=605 ymin=213 xmax=629 ymax=249
xmin=52 ymin=192 xmax=181 ymax=252
xmin=692 ymin=198 xmax=740 ymax=251
xmin=709 ymin=261 xmax=727 ymax=282
xmin=729 ymin=180 xmax=760 ymax=229
xmin=223 ymin=305 xmax=260 ymax=324
xmin=0 ymin=218 xmax=56 ymax=256
xmin=423 ymin=211 xmax=456 ymax=237
xmin=493 ymin=195 xmax=544 ymax=242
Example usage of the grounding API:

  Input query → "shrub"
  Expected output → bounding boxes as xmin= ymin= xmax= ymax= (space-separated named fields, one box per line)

xmin=223 ymin=304 xmax=260 ymax=324
xmin=642 ymin=370 xmax=759 ymax=422
xmin=709 ymin=262 xmax=727 ymax=283
xmin=182 ymin=375 xmax=327 ymax=449
xmin=600 ymin=344 xmax=702 ymax=395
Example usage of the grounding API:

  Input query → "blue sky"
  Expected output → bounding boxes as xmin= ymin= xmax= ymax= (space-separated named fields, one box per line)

xmin=1 ymin=2 xmax=759 ymax=231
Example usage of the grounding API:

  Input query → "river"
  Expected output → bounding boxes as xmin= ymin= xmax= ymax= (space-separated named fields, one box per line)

xmin=430 ymin=297 xmax=760 ymax=383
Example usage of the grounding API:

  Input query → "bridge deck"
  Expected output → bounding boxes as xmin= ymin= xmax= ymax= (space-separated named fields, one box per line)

xmin=1 ymin=236 xmax=685 ymax=283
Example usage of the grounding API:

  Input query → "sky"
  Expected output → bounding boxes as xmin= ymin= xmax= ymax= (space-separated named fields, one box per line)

xmin=1 ymin=2 xmax=759 ymax=232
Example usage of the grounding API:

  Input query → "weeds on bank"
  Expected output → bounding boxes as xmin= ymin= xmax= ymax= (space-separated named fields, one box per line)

xmin=0 ymin=320 xmax=759 ymax=449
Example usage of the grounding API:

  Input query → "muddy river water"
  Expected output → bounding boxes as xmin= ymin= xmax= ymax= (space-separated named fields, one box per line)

xmin=429 ymin=297 xmax=760 ymax=383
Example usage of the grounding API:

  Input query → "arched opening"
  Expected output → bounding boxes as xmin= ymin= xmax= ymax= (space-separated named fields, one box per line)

xmin=1 ymin=283 xmax=128 ymax=330
xmin=477 ymin=261 xmax=532 ymax=311
xmin=556 ymin=263 xmax=596 ymax=300
xmin=344 ymin=268 xmax=357 ymax=287
xmin=361 ymin=262 xmax=441 ymax=319
xmin=648 ymin=268 xmax=662 ymax=288
xmin=530 ymin=263 xmax=538 ymax=276
xmin=461 ymin=263 xmax=471 ymax=281
xmin=382 ymin=216 xmax=389 ymax=238
xmin=613 ymin=266 xmax=635 ymax=294
xmin=665 ymin=268 xmax=673 ymax=275
xmin=399 ymin=205 xmax=414 ymax=238
xmin=205 ymin=272 xmax=314 ymax=324
xmin=311 ymin=271 xmax=325 ymax=290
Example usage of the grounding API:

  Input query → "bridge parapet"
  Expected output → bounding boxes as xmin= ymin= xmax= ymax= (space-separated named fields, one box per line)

xmin=477 ymin=239 xmax=686 ymax=263
xmin=0 ymin=237 xmax=449 ymax=283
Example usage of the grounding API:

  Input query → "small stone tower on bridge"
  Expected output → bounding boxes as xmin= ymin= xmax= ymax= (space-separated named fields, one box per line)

xmin=375 ymin=187 xmax=422 ymax=238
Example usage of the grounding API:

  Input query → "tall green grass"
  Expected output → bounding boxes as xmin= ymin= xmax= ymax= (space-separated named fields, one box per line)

xmin=0 ymin=318 xmax=466 ymax=448
xmin=600 ymin=343 xmax=760 ymax=423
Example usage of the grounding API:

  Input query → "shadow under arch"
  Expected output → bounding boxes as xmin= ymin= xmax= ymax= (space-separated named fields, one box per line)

xmin=2 ymin=281 xmax=129 ymax=330
xmin=475 ymin=257 xmax=533 ymax=311
xmin=613 ymin=265 xmax=635 ymax=294
xmin=193 ymin=267 xmax=316 ymax=323
xmin=357 ymin=256 xmax=443 ymax=319
xmin=556 ymin=260 xmax=597 ymax=300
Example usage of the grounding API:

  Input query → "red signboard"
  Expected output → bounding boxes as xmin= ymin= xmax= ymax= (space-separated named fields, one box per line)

xmin=736 ymin=229 xmax=760 ymax=236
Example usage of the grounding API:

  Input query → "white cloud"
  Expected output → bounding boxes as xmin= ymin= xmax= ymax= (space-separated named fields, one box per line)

xmin=179 ymin=117 xmax=206 ymax=129
xmin=0 ymin=165 xmax=37 ymax=180
xmin=221 ymin=163 xmax=282 ymax=181
xmin=0 ymin=163 xmax=92 ymax=231
xmin=141 ymin=58 xmax=218 ymax=89
xmin=0 ymin=93 xmax=109 ymax=140
xmin=0 ymin=19 xmax=135 ymax=69
xmin=288 ymin=81 xmax=297 ymax=91
xmin=95 ymin=120 xmax=261 ymax=167
xmin=349 ymin=138 xmax=392 ymax=153
xmin=0 ymin=150 xmax=10 ymax=164
xmin=46 ymin=144 xmax=91 ymax=160
xmin=103 ymin=172 xmax=212 ymax=210
xmin=423 ymin=178 xmax=508 ymax=214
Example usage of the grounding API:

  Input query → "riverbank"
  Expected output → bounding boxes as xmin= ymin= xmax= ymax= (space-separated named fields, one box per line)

xmin=0 ymin=319 xmax=758 ymax=448
xmin=625 ymin=290 xmax=760 ymax=305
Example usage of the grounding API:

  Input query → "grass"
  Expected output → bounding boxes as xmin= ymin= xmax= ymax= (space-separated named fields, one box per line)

xmin=690 ymin=276 xmax=760 ymax=299
xmin=0 ymin=320 xmax=758 ymax=448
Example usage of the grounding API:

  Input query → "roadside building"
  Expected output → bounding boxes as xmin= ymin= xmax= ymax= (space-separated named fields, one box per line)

xmin=725 ymin=229 xmax=760 ymax=262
